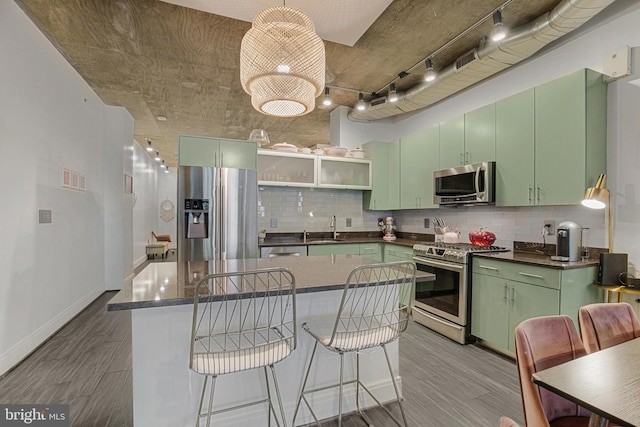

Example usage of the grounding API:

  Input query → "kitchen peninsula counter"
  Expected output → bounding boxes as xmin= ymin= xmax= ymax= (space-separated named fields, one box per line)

xmin=111 ymin=257 xmax=433 ymax=427
xmin=108 ymin=256 xmax=433 ymax=311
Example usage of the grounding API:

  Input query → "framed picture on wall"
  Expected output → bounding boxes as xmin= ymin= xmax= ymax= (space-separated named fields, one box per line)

xmin=124 ymin=174 xmax=133 ymax=194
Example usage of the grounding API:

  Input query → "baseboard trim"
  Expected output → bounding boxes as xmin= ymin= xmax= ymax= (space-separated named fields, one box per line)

xmin=0 ymin=287 xmax=103 ymax=376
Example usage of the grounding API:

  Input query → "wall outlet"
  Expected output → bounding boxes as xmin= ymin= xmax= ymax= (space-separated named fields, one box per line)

xmin=38 ymin=209 xmax=52 ymax=224
xmin=346 ymin=218 xmax=352 ymax=227
xmin=424 ymin=218 xmax=430 ymax=228
xmin=543 ymin=220 xmax=555 ymax=235
xmin=270 ymin=218 xmax=278 ymax=228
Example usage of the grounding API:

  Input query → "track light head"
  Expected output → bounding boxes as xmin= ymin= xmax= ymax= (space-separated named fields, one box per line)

xmin=146 ymin=138 xmax=153 ymax=152
xmin=356 ymin=93 xmax=366 ymax=111
xmin=491 ymin=10 xmax=507 ymax=42
xmin=155 ymin=151 xmax=161 ymax=162
xmin=322 ymin=86 xmax=332 ymax=106
xmin=388 ymin=83 xmax=398 ymax=103
xmin=424 ymin=58 xmax=436 ymax=82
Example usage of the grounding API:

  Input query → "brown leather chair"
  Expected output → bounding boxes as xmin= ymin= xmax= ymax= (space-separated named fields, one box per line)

xmin=578 ymin=302 xmax=640 ymax=353
xmin=514 ymin=315 xmax=591 ymax=427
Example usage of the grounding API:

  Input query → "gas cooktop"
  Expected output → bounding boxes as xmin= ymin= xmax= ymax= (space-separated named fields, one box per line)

xmin=413 ymin=242 xmax=509 ymax=263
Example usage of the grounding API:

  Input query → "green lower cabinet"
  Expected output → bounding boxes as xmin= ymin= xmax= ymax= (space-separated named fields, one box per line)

xmin=307 ymin=243 xmax=382 ymax=261
xmin=359 ymin=243 xmax=382 ymax=262
xmin=471 ymin=258 xmax=601 ymax=354
xmin=384 ymin=244 xmax=414 ymax=262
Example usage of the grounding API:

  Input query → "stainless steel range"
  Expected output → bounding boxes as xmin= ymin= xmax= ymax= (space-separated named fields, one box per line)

xmin=412 ymin=242 xmax=509 ymax=344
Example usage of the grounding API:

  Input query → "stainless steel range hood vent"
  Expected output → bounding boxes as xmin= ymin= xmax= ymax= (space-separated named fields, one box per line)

xmin=348 ymin=0 xmax=615 ymax=122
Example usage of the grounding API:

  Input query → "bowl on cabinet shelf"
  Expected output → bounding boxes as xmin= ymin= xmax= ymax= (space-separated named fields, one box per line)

xmin=324 ymin=146 xmax=348 ymax=157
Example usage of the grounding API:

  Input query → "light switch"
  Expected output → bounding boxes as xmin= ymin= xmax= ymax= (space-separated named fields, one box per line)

xmin=39 ymin=209 xmax=52 ymax=224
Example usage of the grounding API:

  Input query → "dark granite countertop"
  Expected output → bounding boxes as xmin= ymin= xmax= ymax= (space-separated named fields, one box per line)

xmin=108 ymin=256 xmax=435 ymax=311
xmin=473 ymin=251 xmax=600 ymax=270
xmin=259 ymin=231 xmax=433 ymax=248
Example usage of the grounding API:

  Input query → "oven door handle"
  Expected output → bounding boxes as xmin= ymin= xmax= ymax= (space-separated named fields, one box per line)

xmin=414 ymin=257 xmax=466 ymax=271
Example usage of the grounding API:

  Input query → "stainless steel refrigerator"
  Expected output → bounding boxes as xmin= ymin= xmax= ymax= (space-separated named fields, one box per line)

xmin=178 ymin=167 xmax=259 ymax=261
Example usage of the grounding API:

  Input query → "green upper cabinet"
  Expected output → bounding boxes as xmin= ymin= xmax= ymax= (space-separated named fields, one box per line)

xmin=439 ymin=115 xmax=465 ymax=167
xmin=179 ymin=135 xmax=257 ymax=169
xmin=534 ymin=69 xmax=606 ymax=206
xmin=439 ymin=108 xmax=495 ymax=168
xmin=363 ymin=141 xmax=400 ymax=210
xmin=464 ymin=104 xmax=496 ymax=164
xmin=400 ymin=126 xmax=439 ymax=209
xmin=496 ymin=89 xmax=535 ymax=206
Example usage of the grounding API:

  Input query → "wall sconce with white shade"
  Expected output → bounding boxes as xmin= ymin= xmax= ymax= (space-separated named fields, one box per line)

xmin=582 ymin=174 xmax=612 ymax=252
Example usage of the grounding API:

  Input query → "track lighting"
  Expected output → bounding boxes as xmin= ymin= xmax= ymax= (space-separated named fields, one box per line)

xmin=146 ymin=138 xmax=153 ymax=152
xmin=388 ymin=83 xmax=398 ymax=103
xmin=425 ymin=58 xmax=436 ymax=82
xmin=155 ymin=151 xmax=161 ymax=162
xmin=160 ymin=160 xmax=166 ymax=169
xmin=322 ymin=86 xmax=332 ymax=106
xmin=491 ymin=10 xmax=507 ymax=42
xmin=356 ymin=93 xmax=366 ymax=111
xmin=164 ymin=167 xmax=170 ymax=174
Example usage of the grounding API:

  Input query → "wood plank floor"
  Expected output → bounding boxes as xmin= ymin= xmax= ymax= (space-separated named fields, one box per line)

xmin=0 ymin=291 xmax=524 ymax=427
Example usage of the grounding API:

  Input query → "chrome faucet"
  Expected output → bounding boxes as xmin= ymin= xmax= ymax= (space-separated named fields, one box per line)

xmin=330 ymin=215 xmax=338 ymax=240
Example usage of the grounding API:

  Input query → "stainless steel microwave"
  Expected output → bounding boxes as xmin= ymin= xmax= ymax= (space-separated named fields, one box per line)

xmin=433 ymin=161 xmax=495 ymax=205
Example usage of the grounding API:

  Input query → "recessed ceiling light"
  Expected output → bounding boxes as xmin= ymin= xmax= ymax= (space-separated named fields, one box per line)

xmin=157 ymin=115 xmax=167 ymax=121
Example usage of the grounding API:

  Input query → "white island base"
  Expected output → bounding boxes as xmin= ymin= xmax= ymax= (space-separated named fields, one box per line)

xmin=131 ymin=289 xmax=402 ymax=427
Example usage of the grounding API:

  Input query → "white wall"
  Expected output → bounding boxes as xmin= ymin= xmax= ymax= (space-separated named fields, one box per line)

xmin=157 ymin=167 xmax=177 ymax=246
xmin=330 ymin=106 xmax=394 ymax=149
xmin=133 ymin=140 xmax=160 ymax=267
xmin=0 ymin=2 xmax=132 ymax=374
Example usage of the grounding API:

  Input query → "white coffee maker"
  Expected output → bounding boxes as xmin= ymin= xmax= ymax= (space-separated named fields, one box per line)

xmin=379 ymin=216 xmax=397 ymax=241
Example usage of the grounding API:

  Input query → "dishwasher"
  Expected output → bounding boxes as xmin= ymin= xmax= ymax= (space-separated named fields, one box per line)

xmin=260 ymin=245 xmax=308 ymax=258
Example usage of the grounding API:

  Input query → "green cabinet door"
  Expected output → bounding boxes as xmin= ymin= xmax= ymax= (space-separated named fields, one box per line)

xmin=359 ymin=243 xmax=382 ymax=261
xmin=534 ymin=69 xmax=606 ymax=205
xmin=439 ymin=115 xmax=465 ymax=168
xmin=179 ymin=135 xmax=220 ymax=166
xmin=400 ymin=126 xmax=439 ymax=209
xmin=384 ymin=244 xmax=414 ymax=262
xmin=179 ymin=135 xmax=257 ymax=169
xmin=507 ymin=281 xmax=559 ymax=352
xmin=308 ymin=243 xmax=360 ymax=256
xmin=363 ymin=141 xmax=400 ymax=210
xmin=495 ymin=89 xmax=535 ymax=206
xmin=464 ymin=104 xmax=496 ymax=164
xmin=471 ymin=274 xmax=509 ymax=348
xmin=219 ymin=139 xmax=257 ymax=169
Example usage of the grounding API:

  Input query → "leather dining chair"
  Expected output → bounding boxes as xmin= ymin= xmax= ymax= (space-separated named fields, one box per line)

xmin=578 ymin=302 xmax=640 ymax=354
xmin=514 ymin=315 xmax=591 ymax=427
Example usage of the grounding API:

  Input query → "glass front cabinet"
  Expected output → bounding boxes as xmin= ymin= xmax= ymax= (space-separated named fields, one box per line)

xmin=258 ymin=150 xmax=372 ymax=190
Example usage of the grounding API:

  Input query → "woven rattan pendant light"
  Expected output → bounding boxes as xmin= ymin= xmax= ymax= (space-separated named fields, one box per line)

xmin=240 ymin=6 xmax=325 ymax=117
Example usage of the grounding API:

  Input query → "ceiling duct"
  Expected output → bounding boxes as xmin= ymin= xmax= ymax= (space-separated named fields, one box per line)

xmin=348 ymin=0 xmax=615 ymax=122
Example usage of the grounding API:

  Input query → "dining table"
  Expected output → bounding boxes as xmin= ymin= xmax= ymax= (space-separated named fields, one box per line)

xmin=532 ymin=337 xmax=640 ymax=427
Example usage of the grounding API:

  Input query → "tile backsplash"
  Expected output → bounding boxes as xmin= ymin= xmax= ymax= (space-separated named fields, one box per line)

xmin=258 ymin=187 xmax=385 ymax=233
xmin=258 ymin=187 xmax=607 ymax=250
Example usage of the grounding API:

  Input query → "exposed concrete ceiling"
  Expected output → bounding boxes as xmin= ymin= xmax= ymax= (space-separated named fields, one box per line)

xmin=15 ymin=0 xmax=569 ymax=166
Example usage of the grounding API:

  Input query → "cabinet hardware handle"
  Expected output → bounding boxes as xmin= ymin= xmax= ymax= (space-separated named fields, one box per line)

xmin=503 ymin=283 xmax=508 ymax=301
xmin=510 ymin=286 xmax=515 ymax=304
xmin=459 ymin=152 xmax=464 ymax=164
xmin=536 ymin=187 xmax=541 ymax=203
xmin=465 ymin=151 xmax=470 ymax=164
xmin=519 ymin=272 xmax=544 ymax=279
xmin=528 ymin=187 xmax=532 ymax=203
xmin=221 ymin=152 xmax=224 ymax=167
xmin=479 ymin=265 xmax=499 ymax=271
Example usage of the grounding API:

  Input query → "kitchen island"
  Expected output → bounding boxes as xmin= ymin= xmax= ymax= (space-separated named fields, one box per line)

xmin=108 ymin=256 xmax=434 ymax=427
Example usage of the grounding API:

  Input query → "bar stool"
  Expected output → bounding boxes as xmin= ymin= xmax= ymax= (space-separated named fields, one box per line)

xmin=293 ymin=261 xmax=416 ymax=427
xmin=189 ymin=268 xmax=296 ymax=427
